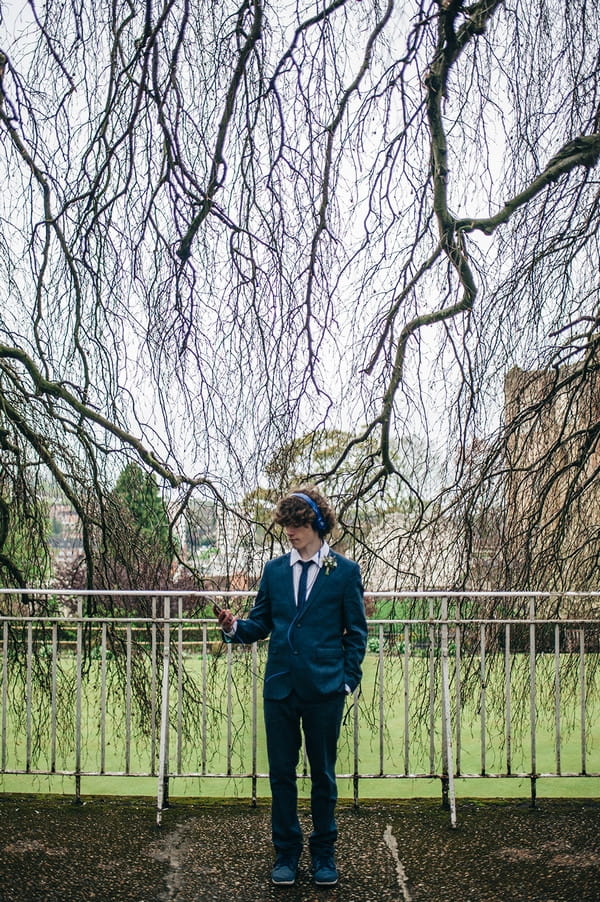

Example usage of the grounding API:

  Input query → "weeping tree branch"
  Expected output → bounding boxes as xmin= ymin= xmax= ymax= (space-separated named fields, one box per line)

xmin=0 ymin=346 xmax=188 ymax=487
xmin=176 ymin=0 xmax=264 ymax=261
xmin=372 ymin=2 xmax=503 ymax=472
xmin=456 ymin=134 xmax=600 ymax=234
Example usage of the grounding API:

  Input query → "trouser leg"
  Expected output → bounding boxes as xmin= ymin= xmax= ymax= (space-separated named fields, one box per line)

xmin=301 ymin=692 xmax=346 ymax=857
xmin=264 ymin=694 xmax=303 ymax=854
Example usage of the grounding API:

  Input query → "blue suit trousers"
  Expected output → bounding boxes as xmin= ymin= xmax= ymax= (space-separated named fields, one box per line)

xmin=264 ymin=690 xmax=346 ymax=857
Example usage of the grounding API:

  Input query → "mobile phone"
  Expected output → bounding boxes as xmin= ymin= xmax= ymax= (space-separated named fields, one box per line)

xmin=213 ymin=602 xmax=223 ymax=617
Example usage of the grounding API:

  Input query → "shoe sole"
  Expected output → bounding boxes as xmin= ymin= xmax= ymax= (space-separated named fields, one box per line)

xmin=315 ymin=879 xmax=338 ymax=886
xmin=272 ymin=871 xmax=297 ymax=886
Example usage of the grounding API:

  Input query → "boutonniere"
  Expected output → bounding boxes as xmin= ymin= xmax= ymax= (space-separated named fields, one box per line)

xmin=322 ymin=554 xmax=337 ymax=575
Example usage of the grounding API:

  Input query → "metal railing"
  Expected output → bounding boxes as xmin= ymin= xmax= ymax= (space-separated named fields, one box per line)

xmin=1 ymin=589 xmax=599 ymax=827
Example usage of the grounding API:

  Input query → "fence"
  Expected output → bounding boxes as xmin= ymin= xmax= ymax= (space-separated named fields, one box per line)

xmin=1 ymin=589 xmax=599 ymax=827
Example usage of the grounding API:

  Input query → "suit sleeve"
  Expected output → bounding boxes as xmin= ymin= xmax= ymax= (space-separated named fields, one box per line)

xmin=342 ymin=561 xmax=368 ymax=693
xmin=229 ymin=565 xmax=274 ymax=645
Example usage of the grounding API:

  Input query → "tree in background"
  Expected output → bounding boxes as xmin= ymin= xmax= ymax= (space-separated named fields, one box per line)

xmin=106 ymin=462 xmax=176 ymax=587
xmin=113 ymin=463 xmax=173 ymax=557
xmin=0 ymin=2 xmax=599 ymax=602
xmin=56 ymin=462 xmax=183 ymax=606
xmin=241 ymin=428 xmax=435 ymax=591
xmin=0 ymin=477 xmax=50 ymax=593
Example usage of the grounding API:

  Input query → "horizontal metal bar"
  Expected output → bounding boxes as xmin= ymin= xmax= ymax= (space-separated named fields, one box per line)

xmin=2 ymin=587 xmax=600 ymax=601
xmin=4 ymin=768 xmax=599 ymax=781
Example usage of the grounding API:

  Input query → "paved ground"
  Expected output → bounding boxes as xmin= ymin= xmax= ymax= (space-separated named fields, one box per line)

xmin=0 ymin=795 xmax=599 ymax=902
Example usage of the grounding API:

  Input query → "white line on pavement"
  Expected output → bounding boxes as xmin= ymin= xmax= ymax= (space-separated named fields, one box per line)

xmin=383 ymin=824 xmax=412 ymax=902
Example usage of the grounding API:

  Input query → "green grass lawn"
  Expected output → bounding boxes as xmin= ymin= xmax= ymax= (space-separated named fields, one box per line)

xmin=1 ymin=648 xmax=599 ymax=802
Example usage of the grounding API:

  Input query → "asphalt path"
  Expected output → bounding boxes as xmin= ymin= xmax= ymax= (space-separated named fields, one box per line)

xmin=1 ymin=795 xmax=599 ymax=901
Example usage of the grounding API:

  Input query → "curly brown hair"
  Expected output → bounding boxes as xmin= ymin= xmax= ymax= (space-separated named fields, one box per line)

xmin=273 ymin=485 xmax=336 ymax=537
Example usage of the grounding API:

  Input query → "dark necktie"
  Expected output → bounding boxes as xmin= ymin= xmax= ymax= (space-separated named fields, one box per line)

xmin=297 ymin=561 xmax=312 ymax=611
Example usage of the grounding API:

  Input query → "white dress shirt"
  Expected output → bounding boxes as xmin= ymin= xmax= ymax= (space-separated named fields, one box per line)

xmin=289 ymin=541 xmax=330 ymax=605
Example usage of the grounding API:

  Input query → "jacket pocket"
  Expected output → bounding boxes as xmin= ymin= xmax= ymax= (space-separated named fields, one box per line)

xmin=315 ymin=647 xmax=343 ymax=662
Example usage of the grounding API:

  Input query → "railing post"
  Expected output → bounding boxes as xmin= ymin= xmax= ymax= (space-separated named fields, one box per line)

xmin=440 ymin=597 xmax=457 ymax=827
xmin=378 ymin=622 xmax=385 ymax=778
xmin=454 ymin=600 xmax=462 ymax=779
xmin=156 ymin=597 xmax=171 ymax=826
xmin=529 ymin=596 xmax=537 ymax=809
xmin=1 ymin=621 xmax=7 ymax=774
xmin=251 ymin=641 xmax=258 ymax=807
xmin=579 ymin=627 xmax=587 ymax=776
xmin=353 ymin=684 xmax=360 ymax=809
xmin=150 ymin=597 xmax=158 ymax=776
xmin=74 ymin=599 xmax=83 ymax=804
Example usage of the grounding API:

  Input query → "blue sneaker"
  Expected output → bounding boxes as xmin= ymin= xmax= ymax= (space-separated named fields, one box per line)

xmin=312 ymin=854 xmax=338 ymax=886
xmin=271 ymin=852 xmax=299 ymax=885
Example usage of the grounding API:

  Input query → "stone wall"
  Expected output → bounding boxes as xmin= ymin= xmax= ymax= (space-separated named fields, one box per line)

xmin=503 ymin=361 xmax=600 ymax=596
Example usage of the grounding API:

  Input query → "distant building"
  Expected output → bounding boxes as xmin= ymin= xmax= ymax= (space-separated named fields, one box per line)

xmin=504 ymin=362 xmax=600 ymax=595
xmin=49 ymin=499 xmax=84 ymax=568
xmin=361 ymin=509 xmax=462 ymax=593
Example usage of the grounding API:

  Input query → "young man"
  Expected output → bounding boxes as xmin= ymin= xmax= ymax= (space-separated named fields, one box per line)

xmin=217 ymin=486 xmax=367 ymax=887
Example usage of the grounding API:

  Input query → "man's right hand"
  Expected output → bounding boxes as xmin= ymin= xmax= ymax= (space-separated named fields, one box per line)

xmin=216 ymin=607 xmax=236 ymax=632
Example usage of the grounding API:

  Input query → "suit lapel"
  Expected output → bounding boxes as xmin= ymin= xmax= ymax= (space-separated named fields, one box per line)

xmin=281 ymin=553 xmax=295 ymax=612
xmin=302 ymin=557 xmax=330 ymax=611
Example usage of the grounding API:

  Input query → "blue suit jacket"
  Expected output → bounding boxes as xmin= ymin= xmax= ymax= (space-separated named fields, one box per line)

xmin=233 ymin=551 xmax=368 ymax=700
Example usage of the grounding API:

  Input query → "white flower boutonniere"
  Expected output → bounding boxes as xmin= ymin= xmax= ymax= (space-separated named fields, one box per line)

xmin=322 ymin=554 xmax=337 ymax=575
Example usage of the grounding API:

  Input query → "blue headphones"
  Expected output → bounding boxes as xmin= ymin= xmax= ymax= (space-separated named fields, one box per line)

xmin=291 ymin=492 xmax=327 ymax=532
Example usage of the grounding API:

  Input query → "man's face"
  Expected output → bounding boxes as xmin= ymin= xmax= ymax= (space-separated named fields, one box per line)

xmin=284 ymin=523 xmax=319 ymax=556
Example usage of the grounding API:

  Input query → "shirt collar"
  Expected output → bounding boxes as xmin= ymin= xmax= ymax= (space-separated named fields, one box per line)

xmin=289 ymin=541 xmax=330 ymax=568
